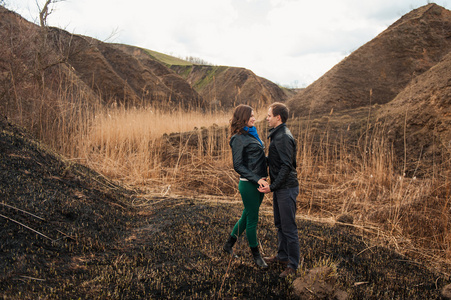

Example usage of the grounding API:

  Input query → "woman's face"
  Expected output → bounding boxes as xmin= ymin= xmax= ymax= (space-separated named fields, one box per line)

xmin=246 ymin=110 xmax=256 ymax=127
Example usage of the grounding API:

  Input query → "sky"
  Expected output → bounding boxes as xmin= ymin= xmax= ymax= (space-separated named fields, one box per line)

xmin=8 ymin=0 xmax=451 ymax=87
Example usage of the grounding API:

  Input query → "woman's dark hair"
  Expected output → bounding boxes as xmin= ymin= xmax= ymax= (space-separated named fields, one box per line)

xmin=269 ymin=102 xmax=289 ymax=123
xmin=230 ymin=104 xmax=253 ymax=137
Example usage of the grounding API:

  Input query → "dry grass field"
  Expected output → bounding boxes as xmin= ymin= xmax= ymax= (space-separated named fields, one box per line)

xmin=9 ymin=92 xmax=450 ymax=272
xmin=1 ymin=102 xmax=449 ymax=299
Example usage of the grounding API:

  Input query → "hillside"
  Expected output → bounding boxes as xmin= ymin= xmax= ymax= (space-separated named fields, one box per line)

xmin=1 ymin=117 xmax=448 ymax=299
xmin=171 ymin=64 xmax=290 ymax=109
xmin=378 ymin=50 xmax=451 ymax=176
xmin=0 ymin=6 xmax=203 ymax=111
xmin=114 ymin=44 xmax=290 ymax=109
xmin=287 ymin=4 xmax=451 ymax=117
xmin=0 ymin=4 xmax=289 ymax=118
xmin=55 ymin=29 xmax=204 ymax=108
xmin=285 ymin=3 xmax=451 ymax=177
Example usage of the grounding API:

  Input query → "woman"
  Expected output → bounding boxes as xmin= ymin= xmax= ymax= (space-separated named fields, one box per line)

xmin=222 ymin=104 xmax=269 ymax=268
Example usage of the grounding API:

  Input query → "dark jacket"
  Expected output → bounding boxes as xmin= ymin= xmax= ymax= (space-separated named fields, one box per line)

xmin=230 ymin=132 xmax=268 ymax=185
xmin=267 ymin=123 xmax=299 ymax=191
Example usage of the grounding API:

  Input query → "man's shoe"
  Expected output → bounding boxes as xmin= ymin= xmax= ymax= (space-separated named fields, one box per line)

xmin=264 ymin=256 xmax=289 ymax=266
xmin=279 ymin=267 xmax=296 ymax=278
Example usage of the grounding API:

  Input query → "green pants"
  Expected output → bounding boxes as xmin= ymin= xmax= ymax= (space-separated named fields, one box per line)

xmin=230 ymin=180 xmax=264 ymax=248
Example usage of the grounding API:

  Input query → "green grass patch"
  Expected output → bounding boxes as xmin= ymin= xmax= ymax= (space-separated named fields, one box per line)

xmin=193 ymin=65 xmax=228 ymax=91
xmin=142 ymin=49 xmax=193 ymax=66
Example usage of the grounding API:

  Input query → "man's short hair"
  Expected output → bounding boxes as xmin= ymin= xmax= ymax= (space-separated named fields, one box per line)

xmin=270 ymin=102 xmax=289 ymax=123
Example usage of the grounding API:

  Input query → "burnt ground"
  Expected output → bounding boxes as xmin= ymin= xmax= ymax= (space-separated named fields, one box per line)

xmin=0 ymin=117 xmax=449 ymax=299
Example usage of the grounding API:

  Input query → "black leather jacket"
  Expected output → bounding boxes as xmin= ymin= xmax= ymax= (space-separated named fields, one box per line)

xmin=267 ymin=123 xmax=299 ymax=191
xmin=230 ymin=132 xmax=268 ymax=185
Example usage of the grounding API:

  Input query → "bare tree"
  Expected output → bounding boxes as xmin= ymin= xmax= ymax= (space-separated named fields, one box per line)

xmin=1 ymin=0 xmax=92 ymax=144
xmin=34 ymin=0 xmax=68 ymax=87
xmin=39 ymin=0 xmax=50 ymax=27
xmin=38 ymin=0 xmax=64 ymax=27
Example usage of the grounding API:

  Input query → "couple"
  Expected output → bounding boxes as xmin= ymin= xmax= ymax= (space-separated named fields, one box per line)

xmin=222 ymin=102 xmax=300 ymax=278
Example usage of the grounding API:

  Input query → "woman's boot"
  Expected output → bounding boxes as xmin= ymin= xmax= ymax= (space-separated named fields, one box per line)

xmin=223 ymin=235 xmax=237 ymax=256
xmin=251 ymin=246 xmax=268 ymax=268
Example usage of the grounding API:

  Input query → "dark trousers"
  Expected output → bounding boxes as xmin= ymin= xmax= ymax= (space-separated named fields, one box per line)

xmin=273 ymin=186 xmax=300 ymax=270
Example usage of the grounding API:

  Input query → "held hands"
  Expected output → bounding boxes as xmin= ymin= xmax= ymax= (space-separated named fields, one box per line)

xmin=257 ymin=178 xmax=271 ymax=194
xmin=257 ymin=178 xmax=269 ymax=188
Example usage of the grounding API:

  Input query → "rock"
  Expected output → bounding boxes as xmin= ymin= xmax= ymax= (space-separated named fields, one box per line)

xmin=292 ymin=266 xmax=348 ymax=300
xmin=442 ymin=283 xmax=451 ymax=299
xmin=335 ymin=214 xmax=354 ymax=228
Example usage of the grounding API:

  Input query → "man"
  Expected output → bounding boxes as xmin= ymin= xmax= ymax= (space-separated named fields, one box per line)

xmin=258 ymin=102 xmax=300 ymax=278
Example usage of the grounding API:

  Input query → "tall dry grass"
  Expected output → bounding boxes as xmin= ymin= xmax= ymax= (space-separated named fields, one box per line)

xmin=76 ymin=105 xmax=238 ymax=190
xmin=4 ymin=62 xmax=451 ymax=270
xmin=70 ymin=105 xmax=270 ymax=196
xmin=55 ymin=100 xmax=449 ymax=268
xmin=290 ymin=115 xmax=451 ymax=268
